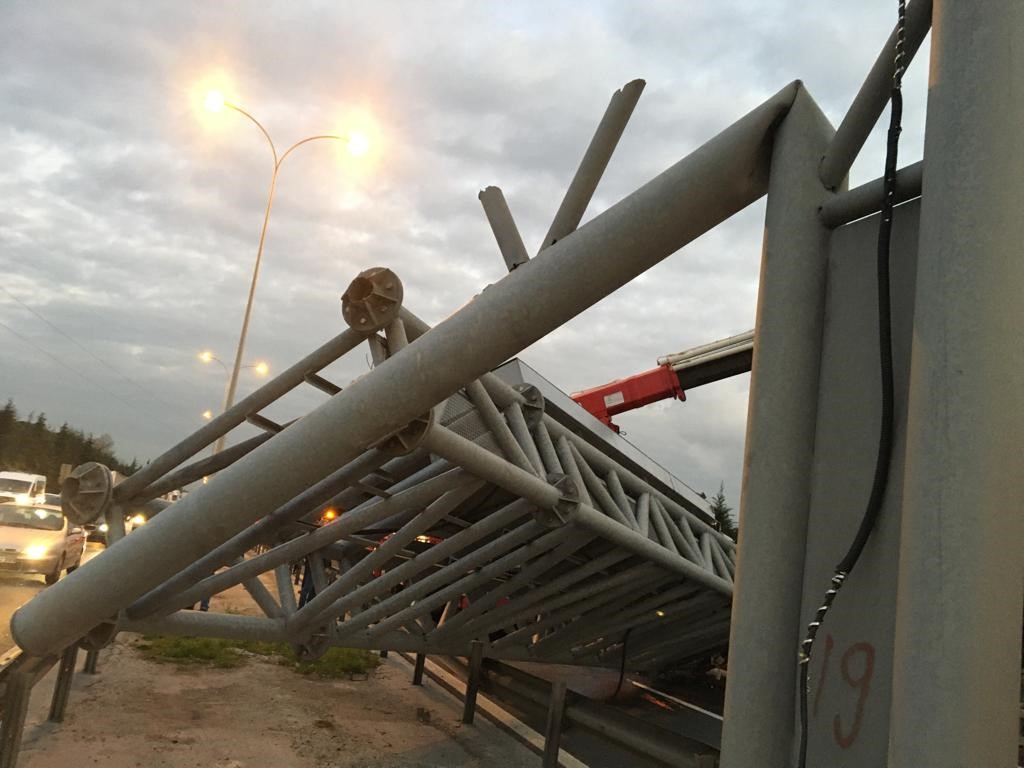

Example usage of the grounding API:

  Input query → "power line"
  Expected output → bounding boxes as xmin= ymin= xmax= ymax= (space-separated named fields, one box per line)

xmin=0 ymin=316 xmax=143 ymax=413
xmin=0 ymin=284 xmax=183 ymax=414
xmin=0 ymin=315 xmax=183 ymax=432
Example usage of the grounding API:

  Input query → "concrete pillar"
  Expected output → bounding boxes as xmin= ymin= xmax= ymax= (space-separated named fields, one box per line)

xmin=888 ymin=3 xmax=1024 ymax=766
xmin=719 ymin=85 xmax=835 ymax=768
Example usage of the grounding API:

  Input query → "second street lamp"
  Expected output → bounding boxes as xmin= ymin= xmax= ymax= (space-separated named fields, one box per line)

xmin=198 ymin=350 xmax=269 ymax=427
xmin=202 ymin=90 xmax=369 ymax=452
xmin=198 ymin=350 xmax=269 ymax=379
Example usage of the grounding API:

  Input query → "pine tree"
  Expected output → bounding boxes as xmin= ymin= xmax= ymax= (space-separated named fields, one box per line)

xmin=51 ymin=422 xmax=72 ymax=485
xmin=16 ymin=411 xmax=50 ymax=474
xmin=0 ymin=402 xmax=143 ymax=485
xmin=709 ymin=482 xmax=738 ymax=541
xmin=0 ymin=400 xmax=16 ymax=464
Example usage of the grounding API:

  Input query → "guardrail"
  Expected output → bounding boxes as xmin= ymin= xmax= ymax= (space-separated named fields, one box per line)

xmin=0 ymin=642 xmax=101 ymax=768
xmin=401 ymin=651 xmax=719 ymax=768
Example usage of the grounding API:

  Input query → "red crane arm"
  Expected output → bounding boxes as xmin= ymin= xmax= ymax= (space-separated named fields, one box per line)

xmin=570 ymin=365 xmax=685 ymax=432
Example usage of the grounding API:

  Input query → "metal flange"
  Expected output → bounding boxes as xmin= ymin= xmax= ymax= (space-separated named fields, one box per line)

xmin=293 ymin=627 xmax=332 ymax=662
xmin=341 ymin=267 xmax=404 ymax=333
xmin=61 ymin=462 xmax=113 ymax=526
xmin=78 ymin=620 xmax=118 ymax=652
xmin=533 ymin=473 xmax=580 ymax=528
xmin=372 ymin=409 xmax=436 ymax=456
xmin=513 ymin=383 xmax=545 ymax=427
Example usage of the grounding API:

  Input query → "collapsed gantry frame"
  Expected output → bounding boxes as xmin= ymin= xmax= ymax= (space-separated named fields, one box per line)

xmin=7 ymin=3 xmax=1023 ymax=766
xmin=14 ymin=64 xmax=787 ymax=667
xmin=31 ymin=276 xmax=737 ymax=671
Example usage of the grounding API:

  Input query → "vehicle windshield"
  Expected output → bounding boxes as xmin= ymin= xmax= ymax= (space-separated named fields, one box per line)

xmin=0 ymin=505 xmax=63 ymax=531
xmin=0 ymin=479 xmax=31 ymax=494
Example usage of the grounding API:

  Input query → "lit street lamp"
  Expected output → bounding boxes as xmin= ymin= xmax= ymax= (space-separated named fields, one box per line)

xmin=198 ymin=350 xmax=269 ymax=378
xmin=198 ymin=351 xmax=269 ymax=431
xmin=202 ymin=90 xmax=369 ymax=452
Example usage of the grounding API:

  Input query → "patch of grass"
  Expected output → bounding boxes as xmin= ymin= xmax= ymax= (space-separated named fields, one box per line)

xmin=136 ymin=636 xmax=252 ymax=668
xmin=233 ymin=639 xmax=292 ymax=657
xmin=293 ymin=647 xmax=381 ymax=679
xmin=136 ymin=635 xmax=379 ymax=679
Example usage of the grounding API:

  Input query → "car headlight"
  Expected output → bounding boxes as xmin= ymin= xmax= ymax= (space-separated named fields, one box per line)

xmin=129 ymin=514 xmax=147 ymax=527
xmin=99 ymin=523 xmax=109 ymax=533
xmin=23 ymin=544 xmax=49 ymax=559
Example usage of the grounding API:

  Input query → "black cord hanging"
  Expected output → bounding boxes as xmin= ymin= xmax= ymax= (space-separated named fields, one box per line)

xmin=796 ymin=2 xmax=907 ymax=765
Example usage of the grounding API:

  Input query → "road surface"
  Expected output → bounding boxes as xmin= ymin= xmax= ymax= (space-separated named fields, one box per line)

xmin=0 ymin=543 xmax=106 ymax=649
xmin=0 ymin=573 xmax=44 ymax=648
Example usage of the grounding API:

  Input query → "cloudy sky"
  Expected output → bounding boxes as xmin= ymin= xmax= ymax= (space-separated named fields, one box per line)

xmin=0 ymin=1 xmax=930 ymax=509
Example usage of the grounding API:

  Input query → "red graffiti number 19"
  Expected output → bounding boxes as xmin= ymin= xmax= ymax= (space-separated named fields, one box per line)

xmin=811 ymin=633 xmax=876 ymax=749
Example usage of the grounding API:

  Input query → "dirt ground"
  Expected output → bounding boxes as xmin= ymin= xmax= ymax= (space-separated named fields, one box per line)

xmin=13 ymin=579 xmax=541 ymax=768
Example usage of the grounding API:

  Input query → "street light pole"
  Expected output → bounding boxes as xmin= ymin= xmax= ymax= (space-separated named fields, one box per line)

xmin=208 ymin=96 xmax=359 ymax=453
xmin=198 ymin=351 xmax=268 ymax=455
xmin=199 ymin=350 xmax=268 ymax=378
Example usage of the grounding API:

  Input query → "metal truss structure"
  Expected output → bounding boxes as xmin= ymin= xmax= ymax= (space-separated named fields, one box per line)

xmin=25 ymin=299 xmax=736 ymax=670
xmin=3 ymin=3 xmax=1021 ymax=767
xmin=13 ymin=62 xmax=787 ymax=669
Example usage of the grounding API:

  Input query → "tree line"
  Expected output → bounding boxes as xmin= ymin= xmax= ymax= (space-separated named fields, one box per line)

xmin=0 ymin=400 xmax=140 ymax=488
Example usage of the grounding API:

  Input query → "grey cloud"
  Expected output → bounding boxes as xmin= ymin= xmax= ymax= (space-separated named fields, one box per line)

xmin=1 ymin=1 xmax=915 ymax=504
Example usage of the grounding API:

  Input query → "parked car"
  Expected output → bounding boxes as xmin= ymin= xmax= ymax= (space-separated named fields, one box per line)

xmin=83 ymin=520 xmax=110 ymax=545
xmin=0 ymin=471 xmax=47 ymax=505
xmin=0 ymin=503 xmax=86 ymax=584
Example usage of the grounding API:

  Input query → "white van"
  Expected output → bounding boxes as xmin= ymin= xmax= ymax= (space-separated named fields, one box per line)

xmin=0 ymin=472 xmax=47 ymax=505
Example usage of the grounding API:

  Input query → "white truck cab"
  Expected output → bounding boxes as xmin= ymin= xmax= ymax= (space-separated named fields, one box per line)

xmin=0 ymin=472 xmax=47 ymax=505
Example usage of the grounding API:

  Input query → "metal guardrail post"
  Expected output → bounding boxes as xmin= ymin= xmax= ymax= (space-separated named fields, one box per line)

xmin=0 ymin=668 xmax=32 ymax=768
xmin=461 ymin=640 xmax=484 ymax=724
xmin=82 ymin=648 xmax=99 ymax=675
xmin=487 ymin=659 xmax=714 ymax=765
xmin=0 ymin=653 xmax=55 ymax=768
xmin=412 ymin=653 xmax=426 ymax=686
xmin=542 ymin=680 xmax=568 ymax=768
xmin=48 ymin=644 xmax=79 ymax=723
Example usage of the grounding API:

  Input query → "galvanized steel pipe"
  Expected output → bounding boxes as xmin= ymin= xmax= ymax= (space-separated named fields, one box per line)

xmin=819 ymin=160 xmax=923 ymax=228
xmin=11 ymin=83 xmax=795 ymax=657
xmin=888 ymin=3 xmax=1024 ymax=765
xmin=113 ymin=328 xmax=367 ymax=502
xmin=818 ymin=0 xmax=932 ymax=189
xmin=539 ymin=79 xmax=646 ymax=251
xmin=720 ymin=85 xmax=835 ymax=768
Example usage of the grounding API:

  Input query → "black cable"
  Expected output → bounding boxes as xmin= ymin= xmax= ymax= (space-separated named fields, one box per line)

xmin=0 ymin=316 xmax=146 ymax=416
xmin=612 ymin=626 xmax=634 ymax=699
xmin=0 ymin=285 xmax=183 ymax=414
xmin=797 ymin=3 xmax=906 ymax=765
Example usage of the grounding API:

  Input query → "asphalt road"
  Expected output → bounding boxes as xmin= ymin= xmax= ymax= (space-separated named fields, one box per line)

xmin=0 ymin=543 xmax=106 ymax=650
xmin=0 ymin=573 xmax=45 ymax=649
